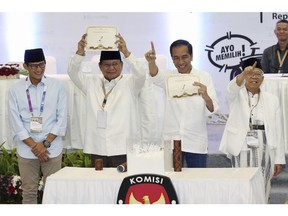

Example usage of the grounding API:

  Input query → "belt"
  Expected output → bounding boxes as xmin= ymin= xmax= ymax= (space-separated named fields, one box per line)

xmin=252 ymin=125 xmax=265 ymax=130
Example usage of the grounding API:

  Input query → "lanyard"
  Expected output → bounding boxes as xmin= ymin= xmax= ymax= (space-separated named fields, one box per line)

xmin=277 ymin=50 xmax=288 ymax=73
xmin=25 ymin=77 xmax=47 ymax=116
xmin=101 ymin=75 xmax=122 ymax=108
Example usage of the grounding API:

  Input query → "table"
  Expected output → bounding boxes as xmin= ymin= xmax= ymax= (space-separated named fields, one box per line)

xmin=42 ymin=167 xmax=265 ymax=204
xmin=263 ymin=74 xmax=288 ymax=153
xmin=0 ymin=75 xmax=86 ymax=150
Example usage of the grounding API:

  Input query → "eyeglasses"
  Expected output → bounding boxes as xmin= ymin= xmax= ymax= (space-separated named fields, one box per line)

xmin=101 ymin=61 xmax=121 ymax=69
xmin=28 ymin=62 xmax=46 ymax=70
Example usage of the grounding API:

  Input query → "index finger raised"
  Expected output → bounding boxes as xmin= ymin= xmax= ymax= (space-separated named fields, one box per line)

xmin=151 ymin=41 xmax=155 ymax=52
xmin=252 ymin=61 xmax=257 ymax=69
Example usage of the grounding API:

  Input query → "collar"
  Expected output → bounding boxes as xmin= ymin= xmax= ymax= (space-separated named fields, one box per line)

xmin=27 ymin=75 xmax=46 ymax=87
xmin=247 ymin=91 xmax=259 ymax=98
xmin=276 ymin=43 xmax=288 ymax=52
xmin=103 ymin=75 xmax=122 ymax=85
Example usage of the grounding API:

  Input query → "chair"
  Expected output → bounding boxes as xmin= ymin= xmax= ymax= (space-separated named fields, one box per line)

xmin=116 ymin=173 xmax=179 ymax=204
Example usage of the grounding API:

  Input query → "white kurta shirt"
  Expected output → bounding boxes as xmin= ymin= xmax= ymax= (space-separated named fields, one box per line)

xmin=150 ymin=67 xmax=219 ymax=154
xmin=67 ymin=54 xmax=146 ymax=156
xmin=219 ymin=77 xmax=286 ymax=165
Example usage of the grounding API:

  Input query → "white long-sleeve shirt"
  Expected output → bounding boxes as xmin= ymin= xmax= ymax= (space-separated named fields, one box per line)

xmin=67 ymin=54 xmax=146 ymax=156
xmin=219 ymin=78 xmax=286 ymax=165
xmin=8 ymin=76 xmax=67 ymax=159
xmin=150 ymin=67 xmax=219 ymax=154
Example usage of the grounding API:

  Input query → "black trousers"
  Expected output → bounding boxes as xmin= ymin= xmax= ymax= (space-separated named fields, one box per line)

xmin=90 ymin=154 xmax=127 ymax=168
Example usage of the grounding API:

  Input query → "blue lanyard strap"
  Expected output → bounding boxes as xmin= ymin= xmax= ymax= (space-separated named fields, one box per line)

xmin=25 ymin=77 xmax=47 ymax=116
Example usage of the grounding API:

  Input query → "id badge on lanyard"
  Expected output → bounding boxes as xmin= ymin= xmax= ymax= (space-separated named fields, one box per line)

xmin=98 ymin=77 xmax=122 ymax=129
xmin=30 ymin=116 xmax=43 ymax=133
xmin=246 ymin=130 xmax=259 ymax=148
xmin=26 ymin=78 xmax=46 ymax=133
xmin=97 ymin=110 xmax=107 ymax=129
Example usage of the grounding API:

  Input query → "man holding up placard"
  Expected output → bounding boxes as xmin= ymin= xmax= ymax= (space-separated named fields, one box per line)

xmin=68 ymin=32 xmax=146 ymax=168
xmin=145 ymin=39 xmax=219 ymax=168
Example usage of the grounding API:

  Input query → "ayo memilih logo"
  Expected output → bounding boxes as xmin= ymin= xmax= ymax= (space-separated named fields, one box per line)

xmin=205 ymin=31 xmax=262 ymax=80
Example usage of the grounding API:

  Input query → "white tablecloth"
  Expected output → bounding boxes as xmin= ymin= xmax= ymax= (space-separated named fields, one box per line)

xmin=42 ymin=167 xmax=265 ymax=204
xmin=0 ymin=78 xmax=16 ymax=148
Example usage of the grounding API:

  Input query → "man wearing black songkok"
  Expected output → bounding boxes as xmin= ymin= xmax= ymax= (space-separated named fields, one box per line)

xmin=68 ymin=33 xmax=146 ymax=168
xmin=8 ymin=48 xmax=67 ymax=203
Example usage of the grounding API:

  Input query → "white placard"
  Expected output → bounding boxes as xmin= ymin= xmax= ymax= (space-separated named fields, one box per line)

xmin=166 ymin=74 xmax=200 ymax=99
xmin=85 ymin=25 xmax=119 ymax=51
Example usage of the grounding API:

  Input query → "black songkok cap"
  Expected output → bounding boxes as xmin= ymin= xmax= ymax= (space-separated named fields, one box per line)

xmin=100 ymin=51 xmax=121 ymax=62
xmin=24 ymin=48 xmax=45 ymax=63
xmin=241 ymin=57 xmax=262 ymax=70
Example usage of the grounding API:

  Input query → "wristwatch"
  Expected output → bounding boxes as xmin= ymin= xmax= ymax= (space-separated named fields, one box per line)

xmin=43 ymin=140 xmax=51 ymax=148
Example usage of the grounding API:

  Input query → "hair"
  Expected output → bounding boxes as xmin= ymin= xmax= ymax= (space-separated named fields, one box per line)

xmin=277 ymin=19 xmax=288 ymax=24
xmin=169 ymin=39 xmax=193 ymax=56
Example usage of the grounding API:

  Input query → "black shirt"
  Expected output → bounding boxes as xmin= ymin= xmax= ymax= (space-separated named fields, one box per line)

xmin=261 ymin=43 xmax=288 ymax=73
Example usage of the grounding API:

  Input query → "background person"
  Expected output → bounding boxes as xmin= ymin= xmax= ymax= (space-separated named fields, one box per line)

xmin=261 ymin=19 xmax=288 ymax=73
xmin=67 ymin=33 xmax=146 ymax=168
xmin=8 ymin=48 xmax=67 ymax=204
xmin=219 ymin=57 xmax=286 ymax=203
xmin=145 ymin=39 xmax=219 ymax=168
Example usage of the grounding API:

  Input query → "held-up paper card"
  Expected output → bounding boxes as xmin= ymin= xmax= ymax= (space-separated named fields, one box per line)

xmin=166 ymin=74 xmax=200 ymax=99
xmin=85 ymin=26 xmax=119 ymax=51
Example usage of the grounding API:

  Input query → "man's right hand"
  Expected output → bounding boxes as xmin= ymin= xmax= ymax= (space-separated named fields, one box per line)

xmin=31 ymin=142 xmax=50 ymax=162
xmin=236 ymin=61 xmax=257 ymax=86
xmin=145 ymin=41 xmax=158 ymax=76
xmin=145 ymin=41 xmax=157 ymax=63
xmin=76 ymin=34 xmax=87 ymax=56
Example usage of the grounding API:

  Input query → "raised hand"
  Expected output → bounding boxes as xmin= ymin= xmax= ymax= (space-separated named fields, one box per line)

xmin=236 ymin=61 xmax=258 ymax=86
xmin=242 ymin=61 xmax=257 ymax=79
xmin=145 ymin=41 xmax=158 ymax=76
xmin=76 ymin=34 xmax=87 ymax=56
xmin=145 ymin=41 xmax=156 ymax=62
xmin=116 ymin=34 xmax=131 ymax=58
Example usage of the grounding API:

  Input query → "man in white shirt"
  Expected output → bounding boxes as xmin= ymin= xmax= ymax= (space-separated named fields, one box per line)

xmin=9 ymin=48 xmax=67 ymax=203
xmin=219 ymin=57 xmax=286 ymax=202
xmin=68 ymin=33 xmax=146 ymax=167
xmin=145 ymin=40 xmax=219 ymax=168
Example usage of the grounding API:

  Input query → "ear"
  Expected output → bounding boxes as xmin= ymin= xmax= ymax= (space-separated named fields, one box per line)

xmin=23 ymin=63 xmax=28 ymax=70
xmin=190 ymin=54 xmax=193 ymax=62
xmin=260 ymin=76 xmax=264 ymax=84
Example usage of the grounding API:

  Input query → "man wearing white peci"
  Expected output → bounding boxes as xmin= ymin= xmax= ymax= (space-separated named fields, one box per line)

xmin=219 ymin=57 xmax=286 ymax=203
